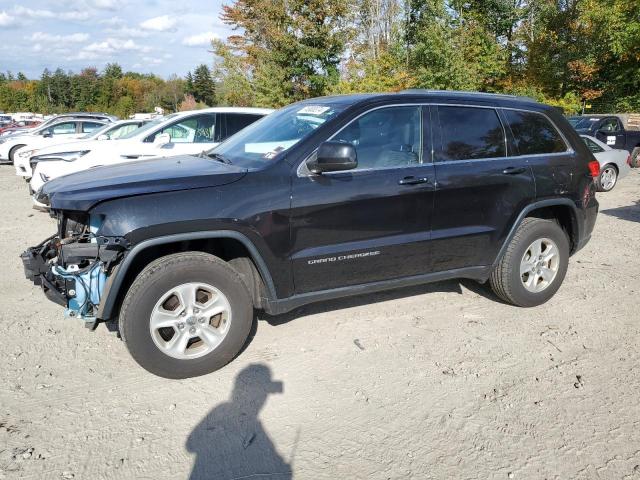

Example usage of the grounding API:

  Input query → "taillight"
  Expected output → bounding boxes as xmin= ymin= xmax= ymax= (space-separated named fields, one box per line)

xmin=588 ymin=161 xmax=600 ymax=177
xmin=627 ymin=154 xmax=632 ymax=166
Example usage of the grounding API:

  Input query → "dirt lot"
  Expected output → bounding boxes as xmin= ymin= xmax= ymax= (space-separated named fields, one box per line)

xmin=0 ymin=166 xmax=639 ymax=480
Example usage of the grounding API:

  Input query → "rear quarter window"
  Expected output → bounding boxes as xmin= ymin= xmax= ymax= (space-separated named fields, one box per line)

xmin=504 ymin=110 xmax=567 ymax=155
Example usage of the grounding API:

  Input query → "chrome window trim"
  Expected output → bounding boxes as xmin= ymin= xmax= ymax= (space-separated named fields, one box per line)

xmin=297 ymin=101 xmax=574 ymax=177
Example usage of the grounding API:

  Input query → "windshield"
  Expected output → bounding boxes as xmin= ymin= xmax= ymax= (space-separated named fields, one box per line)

xmin=570 ymin=117 xmax=600 ymax=129
xmin=81 ymin=123 xmax=113 ymax=139
xmin=209 ymin=103 xmax=344 ymax=167
xmin=119 ymin=115 xmax=174 ymax=139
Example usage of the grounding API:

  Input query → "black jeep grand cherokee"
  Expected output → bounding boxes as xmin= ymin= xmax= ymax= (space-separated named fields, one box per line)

xmin=22 ymin=90 xmax=599 ymax=378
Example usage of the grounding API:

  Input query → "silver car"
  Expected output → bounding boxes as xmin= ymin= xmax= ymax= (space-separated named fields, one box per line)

xmin=581 ymin=135 xmax=631 ymax=192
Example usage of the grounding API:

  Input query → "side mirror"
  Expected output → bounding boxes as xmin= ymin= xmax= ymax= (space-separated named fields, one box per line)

xmin=42 ymin=130 xmax=52 ymax=138
xmin=307 ymin=141 xmax=357 ymax=174
xmin=154 ymin=132 xmax=171 ymax=146
xmin=97 ymin=134 xmax=109 ymax=141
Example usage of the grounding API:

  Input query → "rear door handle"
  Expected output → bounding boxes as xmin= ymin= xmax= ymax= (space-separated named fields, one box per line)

xmin=502 ymin=166 xmax=527 ymax=175
xmin=399 ymin=176 xmax=430 ymax=185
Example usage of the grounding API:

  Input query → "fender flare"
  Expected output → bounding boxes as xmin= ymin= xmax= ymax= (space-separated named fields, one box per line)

xmin=97 ymin=230 xmax=277 ymax=320
xmin=492 ymin=198 xmax=580 ymax=268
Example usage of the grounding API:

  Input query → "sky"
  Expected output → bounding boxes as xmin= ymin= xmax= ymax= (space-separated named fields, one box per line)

xmin=0 ymin=0 xmax=234 ymax=78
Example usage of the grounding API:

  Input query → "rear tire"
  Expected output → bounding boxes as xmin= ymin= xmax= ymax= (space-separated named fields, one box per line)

xmin=596 ymin=164 xmax=618 ymax=192
xmin=490 ymin=218 xmax=569 ymax=307
xmin=631 ymin=147 xmax=640 ymax=168
xmin=119 ymin=252 xmax=254 ymax=379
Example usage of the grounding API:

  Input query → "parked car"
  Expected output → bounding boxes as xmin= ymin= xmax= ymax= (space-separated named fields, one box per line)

xmin=17 ymin=119 xmax=151 ymax=182
xmin=29 ymin=107 xmax=272 ymax=193
xmin=568 ymin=114 xmax=640 ymax=166
xmin=0 ymin=114 xmax=13 ymax=126
xmin=580 ymin=135 xmax=631 ymax=191
xmin=0 ymin=120 xmax=42 ymax=137
xmin=22 ymin=91 xmax=599 ymax=378
xmin=0 ymin=113 xmax=117 ymax=164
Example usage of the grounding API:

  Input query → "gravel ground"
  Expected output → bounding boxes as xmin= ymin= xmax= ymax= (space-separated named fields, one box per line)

xmin=0 ymin=166 xmax=639 ymax=480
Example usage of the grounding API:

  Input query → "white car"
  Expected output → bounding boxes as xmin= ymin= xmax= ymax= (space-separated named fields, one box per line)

xmin=2 ymin=117 xmax=108 ymax=167
xmin=15 ymin=119 xmax=150 ymax=180
xmin=581 ymin=135 xmax=631 ymax=191
xmin=30 ymin=107 xmax=273 ymax=199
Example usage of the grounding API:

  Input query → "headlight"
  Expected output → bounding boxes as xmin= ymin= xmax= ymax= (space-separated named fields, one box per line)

xmin=32 ymin=150 xmax=90 ymax=162
xmin=18 ymin=149 xmax=37 ymax=159
xmin=40 ymin=172 xmax=50 ymax=182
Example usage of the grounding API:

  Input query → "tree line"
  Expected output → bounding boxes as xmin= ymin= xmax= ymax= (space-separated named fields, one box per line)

xmin=2 ymin=0 xmax=638 ymax=116
xmin=212 ymin=0 xmax=639 ymax=113
xmin=0 ymin=63 xmax=216 ymax=117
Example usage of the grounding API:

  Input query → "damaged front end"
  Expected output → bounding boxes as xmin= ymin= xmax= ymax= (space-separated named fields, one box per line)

xmin=20 ymin=211 xmax=127 ymax=325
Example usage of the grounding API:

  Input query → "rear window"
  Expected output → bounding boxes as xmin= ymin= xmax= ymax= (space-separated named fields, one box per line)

xmin=436 ymin=106 xmax=506 ymax=161
xmin=504 ymin=110 xmax=567 ymax=155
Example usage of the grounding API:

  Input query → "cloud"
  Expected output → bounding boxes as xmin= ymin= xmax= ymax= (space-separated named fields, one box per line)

xmin=140 ymin=15 xmax=177 ymax=32
xmin=90 ymin=0 xmax=122 ymax=10
xmin=84 ymin=38 xmax=151 ymax=54
xmin=182 ymin=31 xmax=218 ymax=47
xmin=30 ymin=32 xmax=90 ymax=43
xmin=105 ymin=26 xmax=151 ymax=38
xmin=12 ymin=6 xmax=91 ymax=21
xmin=0 ymin=11 xmax=18 ymax=27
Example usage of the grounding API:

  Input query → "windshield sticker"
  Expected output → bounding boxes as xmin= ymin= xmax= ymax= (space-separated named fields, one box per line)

xmin=245 ymin=140 xmax=298 ymax=154
xmin=297 ymin=105 xmax=331 ymax=115
xmin=589 ymin=118 xmax=599 ymax=121
xmin=263 ymin=146 xmax=285 ymax=159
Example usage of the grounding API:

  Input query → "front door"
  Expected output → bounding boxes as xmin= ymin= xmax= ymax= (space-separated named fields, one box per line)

xmin=290 ymin=105 xmax=435 ymax=294
xmin=431 ymin=105 xmax=536 ymax=272
xmin=595 ymin=117 xmax=626 ymax=149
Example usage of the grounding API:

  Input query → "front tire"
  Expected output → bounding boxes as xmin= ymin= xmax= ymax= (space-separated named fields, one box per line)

xmin=596 ymin=164 xmax=618 ymax=192
xmin=119 ymin=252 xmax=253 ymax=379
xmin=490 ymin=218 xmax=569 ymax=307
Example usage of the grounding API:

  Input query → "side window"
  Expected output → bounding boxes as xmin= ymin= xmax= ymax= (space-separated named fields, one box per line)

xmin=109 ymin=123 xmax=140 ymax=139
xmin=503 ymin=110 xmax=567 ymax=155
xmin=220 ymin=114 xmax=263 ymax=142
xmin=600 ymin=118 xmax=620 ymax=132
xmin=436 ymin=106 xmax=505 ymax=161
xmin=146 ymin=114 xmax=216 ymax=144
xmin=332 ymin=106 xmax=422 ymax=170
xmin=583 ymin=137 xmax=604 ymax=153
xmin=50 ymin=122 xmax=77 ymax=135
xmin=82 ymin=122 xmax=103 ymax=133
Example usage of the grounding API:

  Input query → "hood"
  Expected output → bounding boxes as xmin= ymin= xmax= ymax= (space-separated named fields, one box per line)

xmin=41 ymin=154 xmax=247 ymax=211
xmin=33 ymin=138 xmax=104 ymax=157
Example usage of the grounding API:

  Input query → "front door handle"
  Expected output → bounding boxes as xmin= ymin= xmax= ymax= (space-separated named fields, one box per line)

xmin=399 ymin=176 xmax=430 ymax=185
xmin=502 ymin=166 xmax=527 ymax=175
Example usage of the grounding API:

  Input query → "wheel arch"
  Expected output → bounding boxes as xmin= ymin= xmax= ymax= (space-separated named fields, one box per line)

xmin=97 ymin=231 xmax=277 ymax=321
xmin=493 ymin=199 xmax=580 ymax=268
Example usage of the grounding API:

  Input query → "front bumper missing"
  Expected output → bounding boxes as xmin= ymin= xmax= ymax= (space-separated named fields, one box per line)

xmin=21 ymin=235 xmax=124 ymax=321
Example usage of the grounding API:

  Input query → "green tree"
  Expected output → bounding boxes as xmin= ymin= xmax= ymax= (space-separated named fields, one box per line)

xmin=191 ymin=64 xmax=216 ymax=105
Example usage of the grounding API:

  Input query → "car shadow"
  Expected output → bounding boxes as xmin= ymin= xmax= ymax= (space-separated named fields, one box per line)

xmin=186 ymin=363 xmax=291 ymax=480
xmin=601 ymin=200 xmax=640 ymax=224
xmin=262 ymin=278 xmax=500 ymax=326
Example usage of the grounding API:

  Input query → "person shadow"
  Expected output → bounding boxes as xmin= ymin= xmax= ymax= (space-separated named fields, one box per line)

xmin=186 ymin=364 xmax=292 ymax=480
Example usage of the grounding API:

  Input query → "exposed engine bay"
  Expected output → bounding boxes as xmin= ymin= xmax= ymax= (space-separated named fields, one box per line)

xmin=20 ymin=211 xmax=128 ymax=323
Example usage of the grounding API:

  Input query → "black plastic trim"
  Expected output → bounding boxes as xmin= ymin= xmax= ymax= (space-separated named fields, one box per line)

xmin=97 ymin=230 xmax=277 ymax=320
xmin=263 ymin=265 xmax=491 ymax=315
xmin=491 ymin=198 xmax=580 ymax=268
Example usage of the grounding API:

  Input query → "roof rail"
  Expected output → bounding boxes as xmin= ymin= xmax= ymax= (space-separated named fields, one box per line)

xmin=399 ymin=89 xmax=536 ymax=102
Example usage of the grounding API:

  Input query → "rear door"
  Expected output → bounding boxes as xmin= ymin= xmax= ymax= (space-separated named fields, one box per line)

xmin=431 ymin=105 xmax=536 ymax=271
xmin=290 ymin=105 xmax=435 ymax=293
